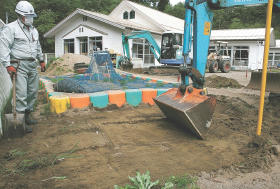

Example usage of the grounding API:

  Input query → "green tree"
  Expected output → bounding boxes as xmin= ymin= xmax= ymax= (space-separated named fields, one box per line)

xmin=158 ymin=0 xmax=169 ymax=11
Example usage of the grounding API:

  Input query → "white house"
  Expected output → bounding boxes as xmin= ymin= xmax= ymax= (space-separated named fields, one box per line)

xmin=44 ymin=0 xmax=279 ymax=70
xmin=44 ymin=0 xmax=183 ymax=68
xmin=269 ymin=40 xmax=280 ymax=67
xmin=0 ymin=19 xmax=5 ymax=28
xmin=210 ymin=28 xmax=276 ymax=70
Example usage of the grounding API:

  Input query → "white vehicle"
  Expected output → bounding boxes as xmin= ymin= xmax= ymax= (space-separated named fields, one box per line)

xmin=207 ymin=41 xmax=231 ymax=73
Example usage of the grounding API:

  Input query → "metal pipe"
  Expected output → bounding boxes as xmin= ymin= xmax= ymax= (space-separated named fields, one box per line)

xmin=256 ymin=0 xmax=274 ymax=136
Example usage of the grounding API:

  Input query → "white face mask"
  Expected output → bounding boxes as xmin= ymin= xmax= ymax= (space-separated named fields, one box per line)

xmin=24 ymin=17 xmax=33 ymax=26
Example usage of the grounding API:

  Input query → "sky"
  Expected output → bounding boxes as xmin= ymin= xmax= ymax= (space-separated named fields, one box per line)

xmin=170 ymin=0 xmax=184 ymax=6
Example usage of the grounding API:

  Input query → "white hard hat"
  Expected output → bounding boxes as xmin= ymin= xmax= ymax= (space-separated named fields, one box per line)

xmin=15 ymin=1 xmax=37 ymax=17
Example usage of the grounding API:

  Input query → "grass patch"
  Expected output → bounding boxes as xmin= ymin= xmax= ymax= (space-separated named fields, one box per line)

xmin=46 ymin=57 xmax=63 ymax=70
xmin=50 ymin=77 xmax=65 ymax=84
xmin=156 ymin=82 xmax=164 ymax=87
xmin=4 ymin=149 xmax=26 ymax=161
xmin=41 ymin=103 xmax=51 ymax=116
xmin=114 ymin=171 xmax=159 ymax=189
xmin=0 ymin=144 xmax=82 ymax=176
xmin=120 ymin=80 xmax=128 ymax=86
xmin=269 ymin=68 xmax=280 ymax=73
xmin=115 ymin=172 xmax=200 ymax=189
xmin=164 ymin=175 xmax=199 ymax=189
xmin=17 ymin=157 xmax=54 ymax=172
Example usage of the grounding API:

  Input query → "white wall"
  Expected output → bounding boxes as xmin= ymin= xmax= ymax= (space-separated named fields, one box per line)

xmin=0 ymin=63 xmax=12 ymax=135
xmin=129 ymin=33 xmax=162 ymax=68
xmin=55 ymin=14 xmax=123 ymax=57
xmin=109 ymin=2 xmax=159 ymax=32
xmin=209 ymin=40 xmax=264 ymax=70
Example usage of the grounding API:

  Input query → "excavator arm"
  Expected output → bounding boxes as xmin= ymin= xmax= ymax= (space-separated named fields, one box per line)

xmin=121 ymin=31 xmax=161 ymax=63
xmin=155 ymin=0 xmax=280 ymax=139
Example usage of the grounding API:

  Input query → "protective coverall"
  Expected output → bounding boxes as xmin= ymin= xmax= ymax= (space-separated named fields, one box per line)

xmin=0 ymin=19 xmax=43 ymax=113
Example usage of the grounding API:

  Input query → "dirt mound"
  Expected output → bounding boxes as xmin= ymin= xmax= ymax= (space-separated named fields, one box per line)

xmin=43 ymin=53 xmax=91 ymax=76
xmin=128 ymin=67 xmax=179 ymax=76
xmin=208 ymin=95 xmax=280 ymax=173
xmin=205 ymin=75 xmax=243 ymax=88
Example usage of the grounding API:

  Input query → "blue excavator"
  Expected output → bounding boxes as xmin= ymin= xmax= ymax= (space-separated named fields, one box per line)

xmin=120 ymin=31 xmax=161 ymax=69
xmin=120 ymin=30 xmax=185 ymax=68
xmin=154 ymin=0 xmax=280 ymax=139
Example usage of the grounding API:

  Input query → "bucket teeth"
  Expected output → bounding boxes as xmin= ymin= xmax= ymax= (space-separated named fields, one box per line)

xmin=154 ymin=87 xmax=216 ymax=139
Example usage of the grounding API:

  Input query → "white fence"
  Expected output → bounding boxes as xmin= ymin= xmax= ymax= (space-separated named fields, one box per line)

xmin=0 ymin=63 xmax=12 ymax=135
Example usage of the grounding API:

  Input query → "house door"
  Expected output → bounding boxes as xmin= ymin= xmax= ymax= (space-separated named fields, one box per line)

xmin=79 ymin=37 xmax=88 ymax=55
xmin=89 ymin=36 xmax=103 ymax=52
xmin=132 ymin=39 xmax=155 ymax=65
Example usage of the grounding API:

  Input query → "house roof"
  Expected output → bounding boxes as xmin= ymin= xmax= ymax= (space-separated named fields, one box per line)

xmin=124 ymin=0 xmax=184 ymax=31
xmin=44 ymin=9 xmax=125 ymax=38
xmin=44 ymin=6 xmax=164 ymax=38
xmin=0 ymin=19 xmax=5 ymax=27
xmin=211 ymin=28 xmax=274 ymax=41
xmin=82 ymin=9 xmax=162 ymax=34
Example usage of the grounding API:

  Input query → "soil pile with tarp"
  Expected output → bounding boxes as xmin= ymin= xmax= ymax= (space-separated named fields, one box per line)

xmin=52 ymin=52 xmax=176 ymax=93
xmin=205 ymin=75 xmax=243 ymax=88
xmin=43 ymin=53 xmax=91 ymax=76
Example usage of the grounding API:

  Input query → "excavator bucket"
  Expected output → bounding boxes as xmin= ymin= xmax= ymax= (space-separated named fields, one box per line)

xmin=247 ymin=72 xmax=280 ymax=93
xmin=154 ymin=87 xmax=216 ymax=139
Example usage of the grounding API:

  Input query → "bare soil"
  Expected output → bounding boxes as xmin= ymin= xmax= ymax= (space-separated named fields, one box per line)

xmin=0 ymin=89 xmax=279 ymax=188
xmin=42 ymin=53 xmax=91 ymax=76
xmin=205 ymin=75 xmax=244 ymax=88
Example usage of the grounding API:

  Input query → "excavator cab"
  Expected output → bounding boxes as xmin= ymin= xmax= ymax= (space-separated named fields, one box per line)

xmin=160 ymin=31 xmax=184 ymax=65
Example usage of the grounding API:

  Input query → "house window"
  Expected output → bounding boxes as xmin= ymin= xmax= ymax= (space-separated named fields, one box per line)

xmin=89 ymin=36 xmax=103 ymax=52
xmin=132 ymin=39 xmax=155 ymax=65
xmin=233 ymin=46 xmax=249 ymax=66
xmin=79 ymin=37 xmax=88 ymax=55
xmin=144 ymin=40 xmax=155 ymax=64
xmin=269 ymin=52 xmax=280 ymax=67
xmin=132 ymin=39 xmax=143 ymax=58
xmin=130 ymin=10 xmax=135 ymax=19
xmin=64 ymin=39 xmax=74 ymax=54
xmin=79 ymin=27 xmax=84 ymax=32
xmin=123 ymin=11 xmax=128 ymax=19
xmin=208 ymin=46 xmax=216 ymax=54
xmin=83 ymin=16 xmax=87 ymax=22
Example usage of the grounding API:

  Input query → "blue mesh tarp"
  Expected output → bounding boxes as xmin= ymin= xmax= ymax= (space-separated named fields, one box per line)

xmin=53 ymin=51 xmax=176 ymax=93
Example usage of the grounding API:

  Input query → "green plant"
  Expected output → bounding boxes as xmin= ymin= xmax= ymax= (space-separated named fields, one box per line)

xmin=115 ymin=171 xmax=159 ymax=189
xmin=4 ymin=149 xmax=25 ymax=161
xmin=165 ymin=175 xmax=199 ymax=189
xmin=50 ymin=77 xmax=65 ymax=83
xmin=42 ymin=103 xmax=51 ymax=116
xmin=17 ymin=157 xmax=52 ymax=172
xmin=120 ymin=80 xmax=128 ymax=86
xmin=156 ymin=82 xmax=164 ymax=87
xmin=54 ymin=143 xmax=83 ymax=162
xmin=46 ymin=57 xmax=62 ymax=70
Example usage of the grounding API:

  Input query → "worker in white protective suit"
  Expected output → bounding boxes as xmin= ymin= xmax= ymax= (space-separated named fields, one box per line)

xmin=0 ymin=1 xmax=46 ymax=133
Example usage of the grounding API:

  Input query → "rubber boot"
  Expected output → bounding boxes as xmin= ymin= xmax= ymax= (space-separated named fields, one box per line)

xmin=25 ymin=111 xmax=38 ymax=125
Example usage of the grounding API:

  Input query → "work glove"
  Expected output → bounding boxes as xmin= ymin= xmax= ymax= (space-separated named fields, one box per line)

xmin=40 ymin=61 xmax=46 ymax=72
xmin=6 ymin=66 xmax=16 ymax=76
